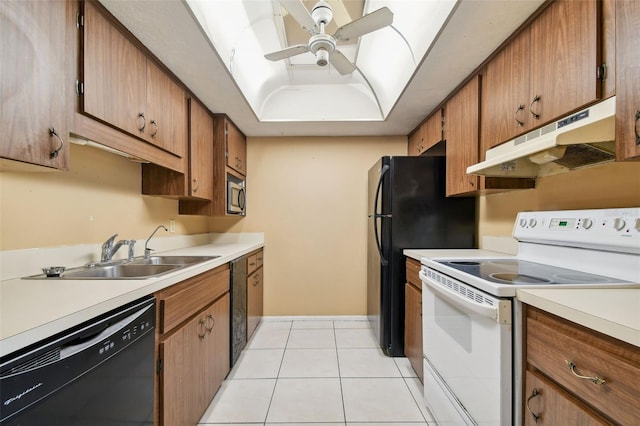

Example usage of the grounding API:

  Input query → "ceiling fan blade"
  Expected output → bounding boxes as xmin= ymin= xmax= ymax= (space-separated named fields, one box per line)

xmin=279 ymin=0 xmax=317 ymax=33
xmin=329 ymin=50 xmax=356 ymax=75
xmin=265 ymin=44 xmax=309 ymax=61
xmin=333 ymin=7 xmax=393 ymax=43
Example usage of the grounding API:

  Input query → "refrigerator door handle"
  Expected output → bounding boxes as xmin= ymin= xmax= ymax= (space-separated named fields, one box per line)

xmin=373 ymin=164 xmax=390 ymax=266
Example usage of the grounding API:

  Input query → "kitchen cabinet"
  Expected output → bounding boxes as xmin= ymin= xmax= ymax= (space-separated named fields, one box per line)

xmin=155 ymin=265 xmax=230 ymax=426
xmin=179 ymin=114 xmax=247 ymax=216
xmin=481 ymin=0 xmax=600 ymax=152
xmin=80 ymin=1 xmax=187 ymax=169
xmin=404 ymin=258 xmax=423 ymax=382
xmin=408 ymin=110 xmax=442 ymax=156
xmin=247 ymin=249 xmax=264 ymax=340
xmin=225 ymin=117 xmax=247 ymax=176
xmin=0 ymin=0 xmax=72 ymax=171
xmin=142 ymin=98 xmax=213 ymax=200
xmin=615 ymin=0 xmax=640 ymax=160
xmin=524 ymin=305 xmax=640 ymax=425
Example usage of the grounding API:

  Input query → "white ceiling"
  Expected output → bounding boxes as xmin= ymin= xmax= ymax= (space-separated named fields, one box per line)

xmin=98 ymin=0 xmax=545 ymax=138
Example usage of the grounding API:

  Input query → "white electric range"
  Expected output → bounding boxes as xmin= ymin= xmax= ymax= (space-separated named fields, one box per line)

xmin=419 ymin=207 xmax=640 ymax=425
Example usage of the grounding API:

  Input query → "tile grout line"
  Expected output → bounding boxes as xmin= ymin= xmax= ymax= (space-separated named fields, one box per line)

xmin=334 ymin=320 xmax=348 ymax=426
xmin=262 ymin=321 xmax=293 ymax=425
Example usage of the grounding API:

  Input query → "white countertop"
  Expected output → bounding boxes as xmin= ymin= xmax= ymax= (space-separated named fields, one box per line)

xmin=517 ymin=288 xmax=640 ymax=347
xmin=0 ymin=236 xmax=263 ymax=357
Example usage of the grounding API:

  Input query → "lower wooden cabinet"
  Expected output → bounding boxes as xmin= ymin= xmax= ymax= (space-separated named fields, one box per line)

xmin=247 ymin=249 xmax=264 ymax=340
xmin=524 ymin=305 xmax=640 ymax=425
xmin=404 ymin=258 xmax=423 ymax=382
xmin=155 ymin=265 xmax=230 ymax=426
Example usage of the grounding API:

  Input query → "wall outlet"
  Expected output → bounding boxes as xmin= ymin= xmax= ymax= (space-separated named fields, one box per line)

xmin=169 ymin=219 xmax=176 ymax=233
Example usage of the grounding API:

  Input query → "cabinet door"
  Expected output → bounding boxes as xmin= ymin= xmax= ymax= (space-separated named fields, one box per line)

xmin=615 ymin=0 xmax=640 ymax=160
xmin=524 ymin=371 xmax=607 ymax=426
xmin=188 ymin=99 xmax=214 ymax=200
xmin=160 ymin=309 xmax=211 ymax=426
xmin=481 ymin=31 xmax=530 ymax=151
xmin=1 ymin=0 xmax=70 ymax=170
xmin=225 ymin=119 xmax=246 ymax=176
xmin=407 ymin=126 xmax=425 ymax=156
xmin=423 ymin=110 xmax=443 ymax=152
xmin=528 ymin=0 xmax=600 ymax=126
xmin=145 ymin=61 xmax=187 ymax=157
xmin=404 ymin=282 xmax=423 ymax=382
xmin=82 ymin=1 xmax=146 ymax=139
xmin=247 ymin=268 xmax=263 ymax=339
xmin=445 ymin=76 xmax=480 ymax=196
xmin=205 ymin=293 xmax=230 ymax=400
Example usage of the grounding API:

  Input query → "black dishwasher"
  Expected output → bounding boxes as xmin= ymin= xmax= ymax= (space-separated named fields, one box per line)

xmin=0 ymin=296 xmax=156 ymax=425
xmin=230 ymin=255 xmax=248 ymax=367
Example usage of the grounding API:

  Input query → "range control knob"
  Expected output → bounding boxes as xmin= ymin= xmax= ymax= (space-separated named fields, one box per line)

xmin=582 ymin=218 xmax=593 ymax=229
xmin=613 ymin=218 xmax=626 ymax=231
xmin=635 ymin=218 xmax=640 ymax=232
xmin=519 ymin=218 xmax=527 ymax=227
xmin=528 ymin=218 xmax=538 ymax=228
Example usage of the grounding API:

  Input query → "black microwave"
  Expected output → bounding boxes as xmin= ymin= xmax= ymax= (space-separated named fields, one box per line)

xmin=227 ymin=174 xmax=246 ymax=215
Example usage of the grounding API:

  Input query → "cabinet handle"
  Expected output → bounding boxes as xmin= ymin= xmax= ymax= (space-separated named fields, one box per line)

xmin=635 ymin=110 xmax=639 ymax=145
xmin=526 ymin=388 xmax=541 ymax=424
xmin=138 ymin=112 xmax=146 ymax=133
xmin=249 ymin=262 xmax=256 ymax=267
xmin=529 ymin=95 xmax=541 ymax=119
xmin=49 ymin=128 xmax=64 ymax=159
xmin=192 ymin=178 xmax=199 ymax=193
xmin=565 ymin=360 xmax=606 ymax=385
xmin=198 ymin=318 xmax=207 ymax=339
xmin=205 ymin=314 xmax=215 ymax=332
xmin=150 ymin=119 xmax=158 ymax=138
xmin=253 ymin=275 xmax=260 ymax=286
xmin=514 ymin=104 xmax=525 ymax=127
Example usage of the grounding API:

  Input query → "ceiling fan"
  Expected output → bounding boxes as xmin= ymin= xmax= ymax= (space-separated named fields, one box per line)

xmin=265 ymin=0 xmax=393 ymax=75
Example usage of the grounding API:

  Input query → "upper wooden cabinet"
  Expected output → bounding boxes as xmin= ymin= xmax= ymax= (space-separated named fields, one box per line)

xmin=481 ymin=0 xmax=601 ymax=152
xmin=615 ymin=0 xmax=640 ymax=160
xmin=141 ymin=98 xmax=213 ymax=200
xmin=445 ymin=76 xmax=481 ymax=196
xmin=0 ymin=0 xmax=72 ymax=171
xmin=81 ymin=1 xmax=187 ymax=159
xmin=408 ymin=110 xmax=442 ymax=156
xmin=225 ymin=118 xmax=247 ymax=176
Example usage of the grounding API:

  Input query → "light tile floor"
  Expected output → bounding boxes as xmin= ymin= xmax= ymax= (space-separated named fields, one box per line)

xmin=198 ymin=319 xmax=434 ymax=425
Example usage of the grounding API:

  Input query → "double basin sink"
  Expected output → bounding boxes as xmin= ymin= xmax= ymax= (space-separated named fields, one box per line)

xmin=29 ymin=256 xmax=220 ymax=280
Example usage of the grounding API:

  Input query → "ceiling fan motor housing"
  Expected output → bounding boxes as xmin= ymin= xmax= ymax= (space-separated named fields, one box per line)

xmin=309 ymin=33 xmax=335 ymax=66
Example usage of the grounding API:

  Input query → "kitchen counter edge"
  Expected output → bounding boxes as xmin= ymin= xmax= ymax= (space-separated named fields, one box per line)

xmin=0 ymin=241 xmax=263 ymax=357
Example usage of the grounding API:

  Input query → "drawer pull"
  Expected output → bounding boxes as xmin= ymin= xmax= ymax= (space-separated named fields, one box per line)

xmin=526 ymin=388 xmax=541 ymax=424
xmin=198 ymin=319 xmax=207 ymax=339
xmin=565 ymin=360 xmax=606 ymax=385
xmin=205 ymin=314 xmax=215 ymax=332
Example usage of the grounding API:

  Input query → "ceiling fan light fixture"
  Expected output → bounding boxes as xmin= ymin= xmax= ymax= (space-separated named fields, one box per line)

xmin=316 ymin=48 xmax=329 ymax=66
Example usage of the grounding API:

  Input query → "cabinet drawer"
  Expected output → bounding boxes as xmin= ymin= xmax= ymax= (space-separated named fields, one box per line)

xmin=524 ymin=370 xmax=608 ymax=425
xmin=256 ymin=250 xmax=263 ymax=269
xmin=406 ymin=258 xmax=421 ymax=289
xmin=526 ymin=307 xmax=640 ymax=425
xmin=156 ymin=265 xmax=229 ymax=334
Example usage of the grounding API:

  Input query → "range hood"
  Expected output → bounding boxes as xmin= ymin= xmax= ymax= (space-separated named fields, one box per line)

xmin=467 ymin=96 xmax=616 ymax=178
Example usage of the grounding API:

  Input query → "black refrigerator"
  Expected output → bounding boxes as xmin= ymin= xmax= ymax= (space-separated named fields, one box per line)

xmin=367 ymin=155 xmax=476 ymax=356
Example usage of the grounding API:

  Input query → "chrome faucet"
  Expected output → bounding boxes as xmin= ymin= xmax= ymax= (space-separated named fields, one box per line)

xmin=101 ymin=234 xmax=136 ymax=263
xmin=144 ymin=225 xmax=168 ymax=258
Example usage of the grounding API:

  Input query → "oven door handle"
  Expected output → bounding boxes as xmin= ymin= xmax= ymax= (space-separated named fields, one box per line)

xmin=420 ymin=271 xmax=503 ymax=322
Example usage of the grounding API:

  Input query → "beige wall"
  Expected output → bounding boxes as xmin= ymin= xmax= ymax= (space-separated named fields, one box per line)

xmin=209 ymin=136 xmax=408 ymax=316
xmin=479 ymin=162 xmax=640 ymax=240
xmin=0 ymin=144 xmax=208 ymax=250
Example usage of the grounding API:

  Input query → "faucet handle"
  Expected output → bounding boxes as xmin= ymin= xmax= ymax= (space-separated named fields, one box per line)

xmin=125 ymin=240 xmax=136 ymax=260
xmin=102 ymin=234 xmax=118 ymax=249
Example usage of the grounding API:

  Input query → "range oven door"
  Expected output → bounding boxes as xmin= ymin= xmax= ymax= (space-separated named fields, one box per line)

xmin=420 ymin=268 xmax=512 ymax=425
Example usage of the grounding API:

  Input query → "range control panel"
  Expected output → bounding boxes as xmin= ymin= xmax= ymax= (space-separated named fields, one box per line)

xmin=513 ymin=208 xmax=640 ymax=254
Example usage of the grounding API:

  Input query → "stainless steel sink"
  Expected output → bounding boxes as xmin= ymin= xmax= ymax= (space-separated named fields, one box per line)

xmin=24 ymin=255 xmax=220 ymax=280
xmin=61 ymin=264 xmax=182 ymax=279
xmin=129 ymin=255 xmax=220 ymax=266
